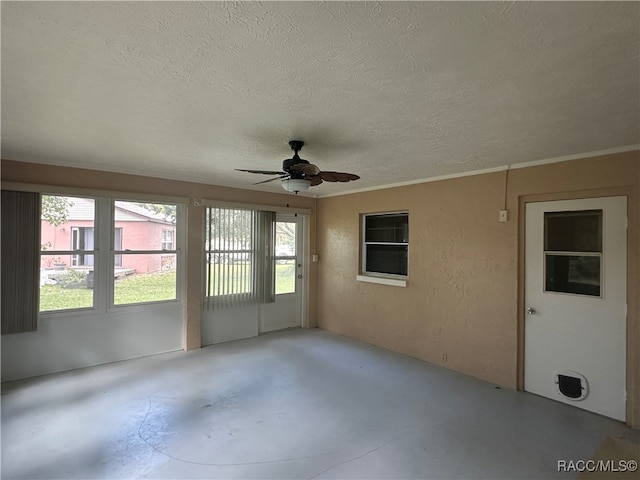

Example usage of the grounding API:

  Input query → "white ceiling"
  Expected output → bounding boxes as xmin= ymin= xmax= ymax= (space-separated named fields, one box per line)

xmin=2 ymin=1 xmax=638 ymax=197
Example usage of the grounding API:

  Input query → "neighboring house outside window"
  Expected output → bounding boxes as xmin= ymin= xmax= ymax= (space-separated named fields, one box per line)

xmin=113 ymin=201 xmax=175 ymax=274
xmin=39 ymin=195 xmax=181 ymax=312
xmin=41 ymin=199 xmax=176 ymax=275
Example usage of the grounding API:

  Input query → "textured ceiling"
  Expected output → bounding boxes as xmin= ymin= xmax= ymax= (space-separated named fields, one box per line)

xmin=2 ymin=1 xmax=639 ymax=196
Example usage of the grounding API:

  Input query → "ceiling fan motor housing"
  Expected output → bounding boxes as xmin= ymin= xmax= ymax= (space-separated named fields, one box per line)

xmin=282 ymin=156 xmax=309 ymax=176
xmin=283 ymin=140 xmax=308 ymax=177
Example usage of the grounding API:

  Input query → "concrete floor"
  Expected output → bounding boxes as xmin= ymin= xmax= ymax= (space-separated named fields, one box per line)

xmin=2 ymin=328 xmax=637 ymax=479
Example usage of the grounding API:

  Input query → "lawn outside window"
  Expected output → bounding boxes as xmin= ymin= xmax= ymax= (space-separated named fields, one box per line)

xmin=38 ymin=194 xmax=183 ymax=314
xmin=112 ymin=201 xmax=180 ymax=306
xmin=39 ymin=194 xmax=97 ymax=312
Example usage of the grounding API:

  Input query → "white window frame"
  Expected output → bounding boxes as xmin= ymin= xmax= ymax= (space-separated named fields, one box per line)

xmin=358 ymin=211 xmax=408 ymax=287
xmin=110 ymin=199 xmax=183 ymax=309
xmin=33 ymin=188 xmax=185 ymax=317
xmin=39 ymin=194 xmax=99 ymax=314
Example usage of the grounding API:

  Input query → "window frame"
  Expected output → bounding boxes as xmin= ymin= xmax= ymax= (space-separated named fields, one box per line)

xmin=274 ymin=218 xmax=298 ymax=295
xmin=204 ymin=207 xmax=257 ymax=302
xmin=35 ymin=189 xmax=185 ymax=317
xmin=39 ymin=194 xmax=99 ymax=314
xmin=110 ymin=199 xmax=183 ymax=309
xmin=203 ymin=206 xmax=276 ymax=309
xmin=542 ymin=209 xmax=604 ymax=298
xmin=359 ymin=211 xmax=409 ymax=286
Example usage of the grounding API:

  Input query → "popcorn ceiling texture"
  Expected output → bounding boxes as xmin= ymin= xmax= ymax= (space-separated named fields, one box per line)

xmin=1 ymin=2 xmax=638 ymax=195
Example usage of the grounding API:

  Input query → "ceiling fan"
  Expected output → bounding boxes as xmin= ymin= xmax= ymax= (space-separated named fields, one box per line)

xmin=236 ymin=140 xmax=360 ymax=193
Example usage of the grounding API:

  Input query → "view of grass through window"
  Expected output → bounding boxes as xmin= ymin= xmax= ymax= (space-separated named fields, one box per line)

xmin=40 ymin=271 xmax=177 ymax=311
xmin=113 ymin=253 xmax=177 ymax=305
xmin=205 ymin=262 xmax=296 ymax=297
xmin=39 ymin=196 xmax=179 ymax=312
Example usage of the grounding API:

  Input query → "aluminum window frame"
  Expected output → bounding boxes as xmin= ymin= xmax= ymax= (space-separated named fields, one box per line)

xmin=361 ymin=211 xmax=409 ymax=280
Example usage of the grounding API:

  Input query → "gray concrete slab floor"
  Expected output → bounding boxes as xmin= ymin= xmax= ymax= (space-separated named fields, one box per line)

xmin=2 ymin=329 xmax=638 ymax=479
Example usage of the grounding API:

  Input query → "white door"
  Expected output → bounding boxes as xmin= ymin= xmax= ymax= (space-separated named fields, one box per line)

xmin=525 ymin=197 xmax=627 ymax=420
xmin=259 ymin=214 xmax=304 ymax=332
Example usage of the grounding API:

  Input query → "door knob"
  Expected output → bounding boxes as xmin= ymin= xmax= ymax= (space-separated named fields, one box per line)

xmin=526 ymin=307 xmax=536 ymax=315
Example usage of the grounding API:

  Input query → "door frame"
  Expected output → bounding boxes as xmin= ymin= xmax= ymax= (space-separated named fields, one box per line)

xmin=258 ymin=213 xmax=306 ymax=333
xmin=517 ymin=186 xmax=639 ymax=427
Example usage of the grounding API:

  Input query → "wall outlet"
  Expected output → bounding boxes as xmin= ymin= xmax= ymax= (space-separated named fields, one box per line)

xmin=312 ymin=254 xmax=318 ymax=263
xmin=442 ymin=353 xmax=447 ymax=362
xmin=499 ymin=209 xmax=508 ymax=222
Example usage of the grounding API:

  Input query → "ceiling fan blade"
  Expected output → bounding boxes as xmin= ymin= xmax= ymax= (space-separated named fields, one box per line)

xmin=309 ymin=175 xmax=323 ymax=186
xmin=253 ymin=175 xmax=289 ymax=185
xmin=318 ymin=171 xmax=356 ymax=182
xmin=236 ymin=169 xmax=286 ymax=175
xmin=337 ymin=172 xmax=360 ymax=181
xmin=320 ymin=171 xmax=360 ymax=182
xmin=290 ymin=163 xmax=321 ymax=176
xmin=318 ymin=171 xmax=338 ymax=182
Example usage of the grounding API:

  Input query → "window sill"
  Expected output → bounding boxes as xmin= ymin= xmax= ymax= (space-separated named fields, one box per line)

xmin=356 ymin=274 xmax=407 ymax=287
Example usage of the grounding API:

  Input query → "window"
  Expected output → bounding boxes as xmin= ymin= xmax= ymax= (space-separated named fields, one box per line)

xmin=205 ymin=207 xmax=275 ymax=309
xmin=38 ymin=195 xmax=182 ymax=314
xmin=544 ymin=210 xmax=602 ymax=297
xmin=40 ymin=195 xmax=96 ymax=312
xmin=112 ymin=201 xmax=179 ymax=306
xmin=275 ymin=221 xmax=297 ymax=295
xmin=162 ymin=229 xmax=174 ymax=250
xmin=362 ymin=213 xmax=409 ymax=277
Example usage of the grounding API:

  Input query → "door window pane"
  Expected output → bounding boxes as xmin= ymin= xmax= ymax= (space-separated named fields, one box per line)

xmin=275 ymin=221 xmax=296 ymax=295
xmin=544 ymin=209 xmax=603 ymax=297
xmin=275 ymin=222 xmax=296 ymax=258
xmin=545 ymin=254 xmax=601 ymax=297
xmin=275 ymin=263 xmax=296 ymax=294
xmin=545 ymin=210 xmax=602 ymax=252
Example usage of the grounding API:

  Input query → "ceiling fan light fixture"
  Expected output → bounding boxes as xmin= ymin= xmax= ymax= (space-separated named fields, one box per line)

xmin=281 ymin=178 xmax=311 ymax=193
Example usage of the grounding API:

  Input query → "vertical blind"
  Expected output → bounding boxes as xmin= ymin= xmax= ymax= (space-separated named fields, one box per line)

xmin=2 ymin=190 xmax=40 ymax=334
xmin=204 ymin=207 xmax=275 ymax=309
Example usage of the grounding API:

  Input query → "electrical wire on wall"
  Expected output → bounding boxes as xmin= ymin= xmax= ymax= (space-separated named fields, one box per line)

xmin=503 ymin=166 xmax=510 ymax=210
xmin=313 ymin=195 xmax=318 ymax=258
